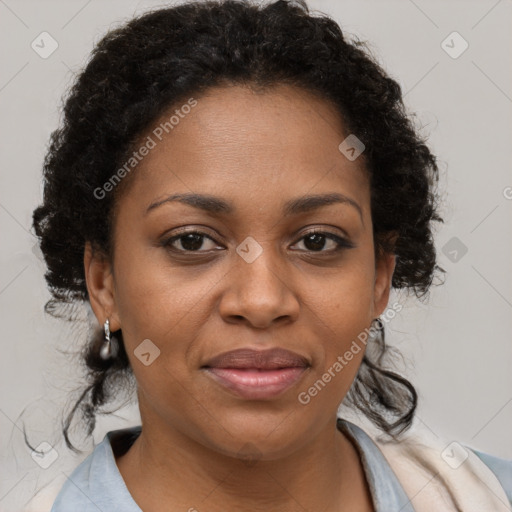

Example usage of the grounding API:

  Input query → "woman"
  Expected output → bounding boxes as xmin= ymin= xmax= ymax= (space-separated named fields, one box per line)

xmin=29 ymin=0 xmax=511 ymax=510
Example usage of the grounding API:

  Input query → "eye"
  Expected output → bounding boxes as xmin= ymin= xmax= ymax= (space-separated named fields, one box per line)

xmin=291 ymin=229 xmax=354 ymax=253
xmin=163 ymin=231 xmax=221 ymax=253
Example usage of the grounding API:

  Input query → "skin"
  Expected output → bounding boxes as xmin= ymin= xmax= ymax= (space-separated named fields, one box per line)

xmin=84 ymin=84 xmax=396 ymax=512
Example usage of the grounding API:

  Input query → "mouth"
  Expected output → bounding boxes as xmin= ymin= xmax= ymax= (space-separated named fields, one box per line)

xmin=201 ymin=348 xmax=310 ymax=400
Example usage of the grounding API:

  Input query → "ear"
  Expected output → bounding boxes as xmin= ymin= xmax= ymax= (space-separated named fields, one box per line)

xmin=84 ymin=241 xmax=120 ymax=331
xmin=372 ymin=232 xmax=398 ymax=318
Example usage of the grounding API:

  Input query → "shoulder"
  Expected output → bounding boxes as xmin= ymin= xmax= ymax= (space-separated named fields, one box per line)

xmin=366 ymin=422 xmax=512 ymax=511
xmin=50 ymin=439 xmax=108 ymax=512
xmin=50 ymin=426 xmax=142 ymax=512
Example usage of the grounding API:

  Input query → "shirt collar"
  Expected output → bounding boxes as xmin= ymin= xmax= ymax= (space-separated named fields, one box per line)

xmin=337 ymin=418 xmax=415 ymax=511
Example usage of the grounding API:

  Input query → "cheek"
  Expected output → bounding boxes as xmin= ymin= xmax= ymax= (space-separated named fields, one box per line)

xmin=299 ymin=262 xmax=375 ymax=398
xmin=297 ymin=308 xmax=370 ymax=413
xmin=112 ymin=233 xmax=211 ymax=335
xmin=111 ymin=245 xmax=232 ymax=402
xmin=112 ymin=263 xmax=205 ymax=414
xmin=309 ymin=256 xmax=375 ymax=337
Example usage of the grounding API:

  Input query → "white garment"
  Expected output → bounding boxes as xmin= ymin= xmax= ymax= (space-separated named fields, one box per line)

xmin=374 ymin=424 xmax=512 ymax=511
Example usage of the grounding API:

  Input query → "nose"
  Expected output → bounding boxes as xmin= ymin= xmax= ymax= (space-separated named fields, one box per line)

xmin=218 ymin=247 xmax=300 ymax=330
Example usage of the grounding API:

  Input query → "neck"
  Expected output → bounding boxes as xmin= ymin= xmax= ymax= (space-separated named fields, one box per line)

xmin=116 ymin=416 xmax=373 ymax=512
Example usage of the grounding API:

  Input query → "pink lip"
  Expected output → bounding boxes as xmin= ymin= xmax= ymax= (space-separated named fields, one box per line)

xmin=204 ymin=367 xmax=308 ymax=399
xmin=202 ymin=348 xmax=310 ymax=400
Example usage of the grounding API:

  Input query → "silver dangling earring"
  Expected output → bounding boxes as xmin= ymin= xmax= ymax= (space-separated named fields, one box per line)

xmin=100 ymin=318 xmax=117 ymax=360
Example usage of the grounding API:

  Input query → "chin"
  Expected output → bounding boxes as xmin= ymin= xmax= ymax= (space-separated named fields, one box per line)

xmin=201 ymin=408 xmax=314 ymax=461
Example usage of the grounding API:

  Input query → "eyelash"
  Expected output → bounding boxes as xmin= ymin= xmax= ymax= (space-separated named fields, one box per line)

xmin=162 ymin=228 xmax=354 ymax=255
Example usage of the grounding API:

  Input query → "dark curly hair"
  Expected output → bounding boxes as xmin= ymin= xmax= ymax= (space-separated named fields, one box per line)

xmin=31 ymin=0 xmax=445 ymax=453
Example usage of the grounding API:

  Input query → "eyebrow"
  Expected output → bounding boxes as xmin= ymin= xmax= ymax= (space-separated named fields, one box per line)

xmin=145 ymin=192 xmax=363 ymax=222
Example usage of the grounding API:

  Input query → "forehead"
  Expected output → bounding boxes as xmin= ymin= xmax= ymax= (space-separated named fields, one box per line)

xmin=117 ymin=84 xmax=370 ymax=219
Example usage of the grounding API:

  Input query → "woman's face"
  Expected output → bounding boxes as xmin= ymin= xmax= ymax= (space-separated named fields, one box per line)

xmin=86 ymin=84 xmax=396 ymax=460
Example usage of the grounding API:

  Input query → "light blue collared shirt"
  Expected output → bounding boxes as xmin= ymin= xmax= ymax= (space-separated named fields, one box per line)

xmin=50 ymin=419 xmax=512 ymax=511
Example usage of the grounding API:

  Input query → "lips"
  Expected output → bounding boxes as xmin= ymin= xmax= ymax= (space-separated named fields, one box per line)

xmin=201 ymin=348 xmax=310 ymax=400
xmin=203 ymin=347 xmax=310 ymax=370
